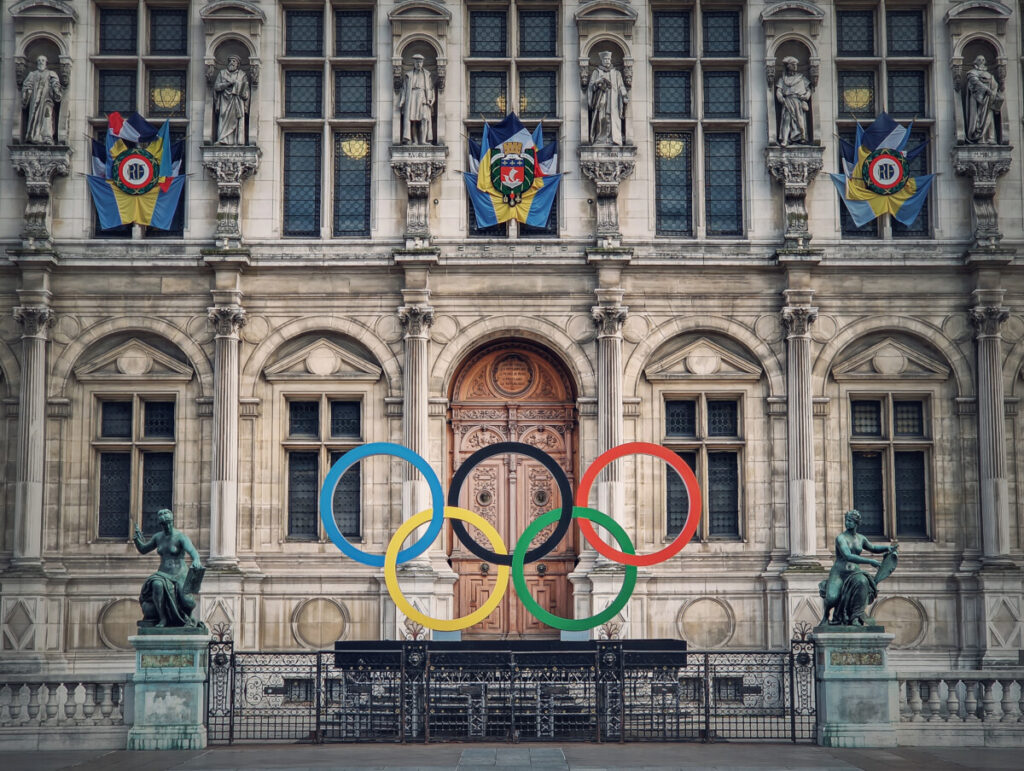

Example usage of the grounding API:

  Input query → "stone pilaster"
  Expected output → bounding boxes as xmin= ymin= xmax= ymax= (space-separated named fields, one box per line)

xmin=12 ymin=303 xmax=54 ymax=568
xmin=207 ymin=305 xmax=246 ymax=567
xmin=969 ymin=295 xmax=1011 ymax=563
xmin=579 ymin=144 xmax=637 ymax=248
xmin=952 ymin=144 xmax=1013 ymax=253
xmin=764 ymin=144 xmax=824 ymax=254
xmin=781 ymin=291 xmax=818 ymax=565
xmin=8 ymin=145 xmax=72 ymax=249
xmin=200 ymin=145 xmax=261 ymax=248
xmin=390 ymin=144 xmax=447 ymax=249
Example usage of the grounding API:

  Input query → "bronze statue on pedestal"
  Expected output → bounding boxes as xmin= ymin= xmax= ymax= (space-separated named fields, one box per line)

xmin=133 ymin=509 xmax=206 ymax=630
xmin=819 ymin=509 xmax=898 ymax=627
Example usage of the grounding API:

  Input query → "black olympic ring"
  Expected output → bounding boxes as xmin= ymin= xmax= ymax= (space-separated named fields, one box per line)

xmin=448 ymin=441 xmax=574 ymax=566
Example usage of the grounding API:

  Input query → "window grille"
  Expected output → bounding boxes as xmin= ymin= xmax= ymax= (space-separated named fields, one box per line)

xmin=469 ymin=72 xmax=507 ymax=118
xmin=654 ymin=71 xmax=691 ymax=117
xmin=149 ymin=9 xmax=188 ymax=56
xmin=702 ymin=11 xmax=740 ymax=57
xmin=141 ymin=452 xmax=174 ymax=534
xmin=286 ymin=10 xmax=324 ymax=57
xmin=653 ymin=11 xmax=691 ymax=57
xmin=666 ymin=450 xmax=697 ymax=536
xmin=283 ymin=134 xmax=322 ymax=236
xmin=289 ymin=401 xmax=320 ymax=438
xmin=102 ymin=402 xmax=132 ymax=438
xmin=702 ymin=72 xmax=740 ymax=118
xmin=98 ymin=453 xmax=131 ymax=538
xmin=334 ymin=133 xmax=372 ymax=236
xmin=654 ymin=133 xmax=693 ymax=236
xmin=852 ymin=452 xmax=885 ymax=536
xmin=335 ymin=10 xmax=373 ymax=57
xmin=330 ymin=402 xmax=361 ymax=438
xmin=98 ymin=70 xmax=137 ymax=114
xmin=886 ymin=10 xmax=924 ymax=57
xmin=704 ymin=133 xmax=743 ymax=236
xmin=148 ymin=70 xmax=187 ymax=117
xmin=707 ymin=453 xmax=739 ymax=537
xmin=894 ymin=452 xmax=927 ymax=537
xmin=144 ymin=402 xmax=175 ymax=438
xmin=100 ymin=8 xmax=138 ymax=55
xmin=518 ymin=71 xmax=556 ymax=118
xmin=330 ymin=451 xmax=361 ymax=537
xmin=470 ymin=11 xmax=507 ymax=57
xmin=288 ymin=452 xmax=320 ymax=539
xmin=893 ymin=401 xmax=923 ymax=436
xmin=838 ymin=71 xmax=876 ymax=118
xmin=334 ymin=71 xmax=372 ymax=117
xmin=285 ymin=71 xmax=323 ymax=118
xmin=518 ymin=11 xmax=557 ymax=57
xmin=852 ymin=401 xmax=882 ymax=436
xmin=707 ymin=401 xmax=738 ymax=437
xmin=887 ymin=71 xmax=925 ymax=117
xmin=837 ymin=10 xmax=875 ymax=56
xmin=666 ymin=401 xmax=697 ymax=437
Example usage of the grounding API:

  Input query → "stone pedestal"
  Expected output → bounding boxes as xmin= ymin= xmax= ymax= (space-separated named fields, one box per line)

xmin=390 ymin=144 xmax=447 ymax=249
xmin=200 ymin=144 xmax=261 ymax=247
xmin=951 ymin=144 xmax=1013 ymax=251
xmin=765 ymin=144 xmax=824 ymax=254
xmin=127 ymin=632 xmax=211 ymax=750
xmin=579 ymin=144 xmax=636 ymax=248
xmin=9 ymin=144 xmax=72 ymax=249
xmin=811 ymin=628 xmax=898 ymax=748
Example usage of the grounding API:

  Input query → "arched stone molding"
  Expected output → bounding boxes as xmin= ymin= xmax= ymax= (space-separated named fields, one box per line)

xmin=389 ymin=1 xmax=451 ymax=146
xmin=575 ymin=2 xmax=637 ymax=146
xmin=242 ymin=316 xmax=401 ymax=398
xmin=812 ymin=317 xmax=973 ymax=398
xmin=200 ymin=0 xmax=265 ymax=145
xmin=0 ymin=338 xmax=21 ymax=395
xmin=10 ymin=0 xmax=76 ymax=145
xmin=51 ymin=317 xmax=214 ymax=399
xmin=623 ymin=316 xmax=784 ymax=398
xmin=431 ymin=317 xmax=596 ymax=399
xmin=760 ymin=2 xmax=824 ymax=147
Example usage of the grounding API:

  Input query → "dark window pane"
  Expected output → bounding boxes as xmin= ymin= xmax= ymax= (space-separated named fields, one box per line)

xmin=703 ymin=71 xmax=740 ymax=118
xmin=707 ymin=401 xmax=738 ymax=437
xmin=655 ymin=133 xmax=693 ymax=236
xmin=334 ymin=70 xmax=372 ymax=117
xmin=144 ymin=402 xmax=175 ymax=438
xmin=837 ymin=10 xmax=874 ymax=57
xmin=288 ymin=452 xmax=319 ymax=538
xmin=99 ymin=70 xmax=137 ymax=114
xmin=852 ymin=452 xmax=884 ymax=536
xmin=707 ymin=453 xmax=739 ymax=537
xmin=470 ymin=11 xmax=507 ymax=57
xmin=887 ymin=10 xmax=924 ymax=57
xmin=838 ymin=132 xmax=879 ymax=238
xmin=894 ymin=401 xmax=924 ymax=436
xmin=284 ymin=133 xmax=322 ymax=236
xmin=654 ymin=71 xmax=691 ymax=117
xmin=667 ymin=451 xmax=698 ymax=537
xmin=892 ymin=130 xmax=930 ymax=238
xmin=334 ymin=133 xmax=372 ymax=237
xmin=895 ymin=451 xmax=927 ymax=537
xmin=654 ymin=10 xmax=691 ymax=57
xmin=666 ymin=400 xmax=696 ymax=437
xmin=469 ymin=71 xmax=507 ymax=118
xmin=100 ymin=8 xmax=137 ymax=55
xmin=98 ymin=452 xmax=131 ymax=538
xmin=329 ymin=451 xmax=360 ymax=538
xmin=149 ymin=9 xmax=187 ymax=56
xmin=330 ymin=401 xmax=361 ymax=438
xmin=704 ymin=133 xmax=743 ymax=236
xmin=285 ymin=70 xmax=323 ymax=118
xmin=519 ymin=11 xmax=556 ymax=57
xmin=703 ymin=11 xmax=740 ymax=57
xmin=102 ymin=402 xmax=132 ymax=438
xmin=335 ymin=10 xmax=373 ymax=57
xmin=289 ymin=401 xmax=320 ymax=438
xmin=286 ymin=10 xmax=323 ymax=57
xmin=852 ymin=401 xmax=882 ymax=436
xmin=148 ymin=70 xmax=187 ymax=117
xmin=141 ymin=452 xmax=173 ymax=534
xmin=519 ymin=71 xmax=556 ymax=118
xmin=888 ymin=70 xmax=925 ymax=117
xmin=838 ymin=71 xmax=875 ymax=118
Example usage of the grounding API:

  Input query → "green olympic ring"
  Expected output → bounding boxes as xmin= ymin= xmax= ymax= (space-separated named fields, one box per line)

xmin=512 ymin=506 xmax=637 ymax=632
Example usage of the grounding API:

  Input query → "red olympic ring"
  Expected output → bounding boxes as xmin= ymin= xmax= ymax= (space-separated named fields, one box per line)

xmin=575 ymin=441 xmax=701 ymax=567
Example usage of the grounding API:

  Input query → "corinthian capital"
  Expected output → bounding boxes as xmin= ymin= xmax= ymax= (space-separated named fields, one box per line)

xmin=208 ymin=306 xmax=247 ymax=338
xmin=592 ymin=304 xmax=628 ymax=338
xmin=781 ymin=305 xmax=818 ymax=337
xmin=13 ymin=305 xmax=55 ymax=338
xmin=398 ymin=304 xmax=435 ymax=337
xmin=970 ymin=305 xmax=1010 ymax=337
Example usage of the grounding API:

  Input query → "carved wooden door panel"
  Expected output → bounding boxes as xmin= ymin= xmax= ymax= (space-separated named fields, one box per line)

xmin=449 ymin=344 xmax=577 ymax=638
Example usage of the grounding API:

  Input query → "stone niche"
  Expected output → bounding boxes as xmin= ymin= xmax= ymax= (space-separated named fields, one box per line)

xmin=574 ymin=2 xmax=637 ymax=146
xmin=200 ymin=0 xmax=265 ymax=146
xmin=760 ymin=1 xmax=824 ymax=147
xmin=10 ymin=0 xmax=76 ymax=145
xmin=388 ymin=1 xmax=451 ymax=146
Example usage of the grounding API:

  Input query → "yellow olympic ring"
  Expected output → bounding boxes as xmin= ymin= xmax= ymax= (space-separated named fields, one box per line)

xmin=384 ymin=506 xmax=509 ymax=632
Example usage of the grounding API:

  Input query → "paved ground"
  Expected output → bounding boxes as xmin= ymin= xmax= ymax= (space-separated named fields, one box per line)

xmin=2 ymin=744 xmax=1022 ymax=771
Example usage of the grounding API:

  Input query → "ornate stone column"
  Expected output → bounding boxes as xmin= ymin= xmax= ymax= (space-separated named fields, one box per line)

xmin=765 ymin=145 xmax=824 ymax=254
xmin=781 ymin=291 xmax=818 ymax=564
xmin=952 ymin=146 xmax=1013 ymax=252
xmin=397 ymin=299 xmax=434 ymax=557
xmin=207 ymin=304 xmax=246 ymax=567
xmin=579 ymin=145 xmax=637 ymax=249
xmin=970 ymin=293 xmax=1011 ymax=562
xmin=12 ymin=303 xmax=54 ymax=567
xmin=200 ymin=145 xmax=262 ymax=248
xmin=591 ymin=294 xmax=628 ymax=535
xmin=390 ymin=145 xmax=447 ymax=251
xmin=8 ymin=146 xmax=72 ymax=249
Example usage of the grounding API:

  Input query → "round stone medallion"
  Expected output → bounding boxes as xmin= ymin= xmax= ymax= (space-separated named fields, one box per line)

xmin=305 ymin=346 xmax=339 ymax=375
xmin=293 ymin=598 xmax=347 ymax=649
xmin=677 ymin=598 xmax=735 ymax=648
xmin=492 ymin=354 xmax=534 ymax=396
xmin=98 ymin=598 xmax=139 ymax=650
xmin=871 ymin=596 xmax=926 ymax=648
xmin=872 ymin=349 xmax=907 ymax=375
xmin=116 ymin=349 xmax=153 ymax=376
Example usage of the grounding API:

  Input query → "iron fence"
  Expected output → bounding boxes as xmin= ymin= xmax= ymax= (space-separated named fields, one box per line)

xmin=206 ymin=635 xmax=815 ymax=744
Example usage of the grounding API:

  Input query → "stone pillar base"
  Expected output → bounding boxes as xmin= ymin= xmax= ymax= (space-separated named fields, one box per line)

xmin=127 ymin=631 xmax=211 ymax=750
xmin=811 ymin=628 xmax=898 ymax=748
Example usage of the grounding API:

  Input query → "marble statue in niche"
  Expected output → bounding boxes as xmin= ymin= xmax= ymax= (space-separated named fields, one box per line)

xmin=775 ymin=56 xmax=812 ymax=146
xmin=398 ymin=54 xmax=436 ymax=144
xmin=21 ymin=55 xmax=62 ymax=145
xmin=965 ymin=55 xmax=1002 ymax=144
xmin=213 ymin=55 xmax=251 ymax=145
xmin=586 ymin=51 xmax=628 ymax=145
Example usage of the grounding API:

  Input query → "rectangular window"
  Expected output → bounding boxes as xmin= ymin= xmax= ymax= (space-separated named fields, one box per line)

xmin=98 ymin=452 xmax=131 ymax=538
xmin=288 ymin=452 xmax=319 ymax=539
xmin=289 ymin=400 xmax=320 ymax=438
xmin=283 ymin=134 xmax=322 ymax=236
xmin=330 ymin=401 xmax=361 ymax=438
xmin=98 ymin=70 xmax=137 ymax=114
xmin=141 ymin=452 xmax=173 ymax=534
xmin=702 ymin=11 xmax=740 ymax=57
xmin=852 ymin=451 xmax=885 ymax=536
xmin=653 ymin=71 xmax=691 ymax=117
xmin=333 ymin=133 xmax=372 ymax=236
xmin=702 ymin=71 xmax=740 ymax=118
xmin=666 ymin=400 xmax=697 ymax=437
xmin=886 ymin=10 xmax=924 ymax=57
xmin=707 ymin=401 xmax=738 ymax=437
xmin=148 ymin=70 xmax=187 ymax=117
xmin=329 ymin=451 xmax=361 ymax=538
xmin=100 ymin=8 xmax=138 ymax=55
xmin=285 ymin=71 xmax=323 ymax=118
xmin=470 ymin=11 xmax=507 ymax=57
xmin=893 ymin=401 xmax=924 ymax=436
xmin=519 ymin=11 xmax=557 ymax=57
xmin=653 ymin=10 xmax=691 ymax=57
xmin=286 ymin=10 xmax=324 ymax=57
xmin=655 ymin=133 xmax=693 ymax=236
xmin=469 ymin=71 xmax=507 ymax=118
xmin=704 ymin=133 xmax=742 ymax=236
xmin=102 ymin=401 xmax=133 ymax=438
xmin=837 ymin=10 xmax=874 ymax=57
xmin=707 ymin=452 xmax=739 ymax=537
xmin=838 ymin=71 xmax=875 ymax=118
xmin=852 ymin=401 xmax=882 ymax=436
xmin=335 ymin=10 xmax=373 ymax=57
xmin=887 ymin=71 xmax=925 ymax=116
xmin=666 ymin=450 xmax=698 ymax=536
xmin=894 ymin=451 xmax=927 ymax=537
xmin=149 ymin=9 xmax=188 ymax=56
xmin=334 ymin=71 xmax=372 ymax=117
xmin=518 ymin=71 xmax=556 ymax=118
xmin=143 ymin=401 xmax=175 ymax=438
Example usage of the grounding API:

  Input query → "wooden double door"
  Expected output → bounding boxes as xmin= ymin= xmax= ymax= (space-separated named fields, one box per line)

xmin=449 ymin=342 xmax=577 ymax=638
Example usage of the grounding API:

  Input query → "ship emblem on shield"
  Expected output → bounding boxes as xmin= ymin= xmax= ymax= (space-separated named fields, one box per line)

xmin=490 ymin=140 xmax=535 ymax=206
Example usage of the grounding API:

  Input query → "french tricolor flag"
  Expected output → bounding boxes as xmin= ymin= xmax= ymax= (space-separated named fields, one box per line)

xmin=106 ymin=111 xmax=159 ymax=143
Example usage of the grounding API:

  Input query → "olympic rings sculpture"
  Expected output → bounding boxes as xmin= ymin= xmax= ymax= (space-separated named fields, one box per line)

xmin=319 ymin=440 xmax=701 ymax=632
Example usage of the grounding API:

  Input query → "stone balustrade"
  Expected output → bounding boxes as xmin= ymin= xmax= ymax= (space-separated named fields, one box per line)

xmin=0 ymin=676 xmax=130 ymax=750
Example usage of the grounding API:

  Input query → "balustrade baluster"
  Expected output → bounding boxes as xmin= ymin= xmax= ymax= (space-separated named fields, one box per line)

xmin=907 ymin=679 xmax=924 ymax=721
xmin=945 ymin=678 xmax=961 ymax=721
xmin=1018 ymin=679 xmax=1024 ymax=724
xmin=111 ymin=684 xmax=124 ymax=725
xmin=43 ymin=683 xmax=60 ymax=724
xmin=898 ymin=680 xmax=910 ymax=720
xmin=26 ymin=683 xmax=42 ymax=724
xmin=8 ymin=684 xmax=24 ymax=724
xmin=98 ymin=683 xmax=114 ymax=725
xmin=981 ymin=679 xmax=999 ymax=721
xmin=964 ymin=679 xmax=980 ymax=721
xmin=81 ymin=683 xmax=97 ymax=723
xmin=999 ymin=679 xmax=1017 ymax=723
xmin=0 ymin=684 xmax=10 ymax=726
xmin=63 ymin=681 xmax=79 ymax=723
xmin=926 ymin=679 xmax=943 ymax=721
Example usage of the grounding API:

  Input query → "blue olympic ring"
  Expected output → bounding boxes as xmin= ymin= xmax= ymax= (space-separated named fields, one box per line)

xmin=319 ymin=442 xmax=445 ymax=568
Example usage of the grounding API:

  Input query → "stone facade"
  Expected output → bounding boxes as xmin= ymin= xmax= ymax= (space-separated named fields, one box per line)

xmin=0 ymin=1 xmax=1022 ymax=674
